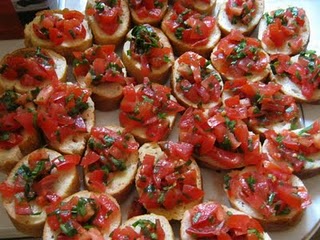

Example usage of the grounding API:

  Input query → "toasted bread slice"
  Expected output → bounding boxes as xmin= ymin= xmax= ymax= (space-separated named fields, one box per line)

xmin=112 ymin=213 xmax=174 ymax=239
xmin=180 ymin=201 xmax=271 ymax=240
xmin=24 ymin=9 xmax=93 ymax=61
xmin=0 ymin=47 xmax=67 ymax=94
xmin=225 ymin=166 xmax=309 ymax=231
xmin=217 ymin=0 xmax=264 ymax=36
xmin=258 ymin=7 xmax=310 ymax=55
xmin=83 ymin=126 xmax=139 ymax=202
xmin=1 ymin=148 xmax=80 ymax=237
xmin=121 ymin=25 xmax=174 ymax=84
xmin=86 ymin=0 xmax=130 ymax=46
xmin=171 ymin=51 xmax=223 ymax=109
xmin=43 ymin=190 xmax=121 ymax=240
xmin=136 ymin=142 xmax=203 ymax=221
xmin=178 ymin=0 xmax=216 ymax=15
xmin=161 ymin=8 xmax=221 ymax=58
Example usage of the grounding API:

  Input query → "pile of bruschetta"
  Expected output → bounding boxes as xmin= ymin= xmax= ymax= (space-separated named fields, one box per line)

xmin=0 ymin=0 xmax=319 ymax=239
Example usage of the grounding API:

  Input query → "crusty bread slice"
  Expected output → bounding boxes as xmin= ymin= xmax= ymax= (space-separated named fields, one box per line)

xmin=0 ymin=47 xmax=67 ymax=94
xmin=130 ymin=0 xmax=168 ymax=26
xmin=136 ymin=142 xmax=203 ymax=221
xmin=42 ymin=190 xmax=121 ymax=240
xmin=86 ymin=0 xmax=130 ymax=46
xmin=187 ymin=0 xmax=216 ymax=15
xmin=180 ymin=202 xmax=271 ymax=240
xmin=257 ymin=8 xmax=310 ymax=56
xmin=83 ymin=126 xmax=139 ymax=202
xmin=121 ymin=25 xmax=174 ymax=84
xmin=217 ymin=0 xmax=264 ymax=36
xmin=225 ymin=166 xmax=307 ymax=231
xmin=171 ymin=51 xmax=223 ymax=109
xmin=161 ymin=10 xmax=221 ymax=58
xmin=24 ymin=9 xmax=93 ymax=61
xmin=2 ymin=148 xmax=80 ymax=237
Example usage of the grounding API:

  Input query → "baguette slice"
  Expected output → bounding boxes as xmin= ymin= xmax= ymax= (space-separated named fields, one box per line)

xmin=136 ymin=142 xmax=203 ymax=221
xmin=176 ymin=0 xmax=216 ymax=15
xmin=225 ymin=166 xmax=310 ymax=231
xmin=171 ymin=51 xmax=223 ymax=109
xmin=86 ymin=0 xmax=130 ymax=46
xmin=0 ymin=47 xmax=67 ymax=94
xmin=121 ymin=25 xmax=174 ymax=84
xmin=180 ymin=201 xmax=271 ymax=240
xmin=129 ymin=0 xmax=168 ymax=26
xmin=1 ymin=148 xmax=80 ymax=237
xmin=24 ymin=9 xmax=93 ymax=61
xmin=43 ymin=190 xmax=121 ymax=240
xmin=161 ymin=7 xmax=221 ymax=58
xmin=258 ymin=7 xmax=310 ymax=56
xmin=217 ymin=0 xmax=264 ymax=36
xmin=111 ymin=214 xmax=174 ymax=239
xmin=83 ymin=126 xmax=139 ymax=202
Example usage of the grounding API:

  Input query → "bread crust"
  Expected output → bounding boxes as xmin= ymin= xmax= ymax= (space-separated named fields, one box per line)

xmin=86 ymin=0 xmax=130 ymax=46
xmin=2 ymin=148 xmax=80 ymax=237
xmin=136 ymin=142 xmax=203 ymax=221
xmin=217 ymin=0 xmax=264 ymax=36
xmin=24 ymin=9 xmax=93 ymax=61
xmin=121 ymin=25 xmax=174 ymax=84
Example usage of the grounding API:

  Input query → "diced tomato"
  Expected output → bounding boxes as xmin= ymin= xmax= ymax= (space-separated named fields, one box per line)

xmin=53 ymin=154 xmax=80 ymax=170
xmin=15 ymin=200 xmax=32 ymax=215
xmin=81 ymin=151 xmax=101 ymax=167
xmin=111 ymin=226 xmax=140 ymax=240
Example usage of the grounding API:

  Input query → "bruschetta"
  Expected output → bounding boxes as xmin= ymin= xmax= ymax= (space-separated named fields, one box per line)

xmin=211 ymin=29 xmax=270 ymax=82
xmin=111 ymin=213 xmax=174 ymax=239
xmin=73 ymin=45 xmax=133 ymax=111
xmin=35 ymin=82 xmax=95 ymax=155
xmin=270 ymin=51 xmax=320 ymax=102
xmin=81 ymin=126 xmax=139 ymax=202
xmin=180 ymin=201 xmax=271 ymax=240
xmin=0 ymin=47 xmax=67 ymax=94
xmin=136 ymin=141 xmax=204 ymax=220
xmin=86 ymin=0 xmax=130 ymax=46
xmin=217 ymin=0 xmax=264 ymax=36
xmin=119 ymin=79 xmax=184 ymax=143
xmin=0 ymin=90 xmax=41 ymax=173
xmin=0 ymin=148 xmax=80 ymax=237
xmin=171 ymin=51 xmax=223 ymax=109
xmin=24 ymin=9 xmax=93 ymax=61
xmin=224 ymin=162 xmax=311 ymax=231
xmin=43 ymin=190 xmax=121 ymax=240
xmin=222 ymin=78 xmax=302 ymax=134
xmin=263 ymin=121 xmax=320 ymax=179
xmin=161 ymin=2 xmax=221 ymax=58
xmin=258 ymin=7 xmax=310 ymax=55
xmin=121 ymin=24 xmax=174 ymax=84
xmin=176 ymin=0 xmax=216 ymax=15
xmin=129 ymin=0 xmax=168 ymax=26
xmin=179 ymin=107 xmax=263 ymax=170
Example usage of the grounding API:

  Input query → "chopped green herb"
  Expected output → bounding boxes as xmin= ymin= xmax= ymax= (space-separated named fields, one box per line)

xmin=224 ymin=174 xmax=231 ymax=190
xmin=246 ymin=175 xmax=256 ymax=192
xmin=60 ymin=221 xmax=78 ymax=237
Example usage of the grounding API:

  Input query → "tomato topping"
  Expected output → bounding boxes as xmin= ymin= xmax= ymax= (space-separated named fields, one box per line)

xmin=0 ymin=47 xmax=58 ymax=87
xmin=36 ymin=83 xmax=90 ymax=142
xmin=226 ymin=0 xmax=256 ymax=25
xmin=179 ymin=107 xmax=264 ymax=169
xmin=46 ymin=193 xmax=119 ymax=238
xmin=136 ymin=141 xmax=203 ymax=210
xmin=162 ymin=2 xmax=216 ymax=46
xmin=81 ymin=127 xmax=139 ymax=192
xmin=223 ymin=78 xmax=300 ymax=131
xmin=86 ymin=0 xmax=123 ymax=35
xmin=119 ymin=79 xmax=184 ymax=142
xmin=225 ymin=164 xmax=311 ymax=218
xmin=111 ymin=218 xmax=165 ymax=240
xmin=271 ymin=51 xmax=320 ymax=100
xmin=33 ymin=10 xmax=86 ymax=45
xmin=212 ymin=30 xmax=269 ymax=79
xmin=175 ymin=52 xmax=223 ymax=106
xmin=73 ymin=45 xmax=129 ymax=86
xmin=128 ymin=25 xmax=173 ymax=77
xmin=129 ymin=0 xmax=166 ymax=20
xmin=262 ymin=7 xmax=306 ymax=51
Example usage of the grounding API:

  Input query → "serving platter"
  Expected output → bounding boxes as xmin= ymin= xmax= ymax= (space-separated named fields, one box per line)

xmin=1 ymin=0 xmax=320 ymax=239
